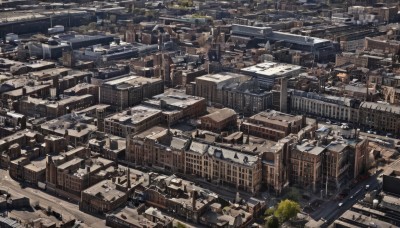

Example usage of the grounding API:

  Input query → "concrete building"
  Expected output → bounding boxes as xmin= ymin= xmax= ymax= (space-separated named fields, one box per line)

xmin=104 ymin=105 xmax=162 ymax=137
xmin=241 ymin=61 xmax=302 ymax=89
xmin=241 ymin=110 xmax=305 ymax=141
xmin=99 ymin=75 xmax=164 ymax=111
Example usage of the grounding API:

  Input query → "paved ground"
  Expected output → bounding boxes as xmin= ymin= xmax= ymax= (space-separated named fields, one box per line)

xmin=308 ymin=171 xmax=381 ymax=227
xmin=0 ymin=170 xmax=107 ymax=227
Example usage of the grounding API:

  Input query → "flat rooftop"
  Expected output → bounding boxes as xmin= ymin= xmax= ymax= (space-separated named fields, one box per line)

xmin=249 ymin=110 xmax=302 ymax=126
xmin=106 ymin=105 xmax=161 ymax=125
xmin=83 ymin=179 xmax=125 ymax=202
xmin=196 ymin=72 xmax=248 ymax=84
xmin=241 ymin=61 xmax=301 ymax=77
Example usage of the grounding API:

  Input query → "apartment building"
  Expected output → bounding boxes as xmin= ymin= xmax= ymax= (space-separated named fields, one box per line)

xmin=324 ymin=141 xmax=351 ymax=189
xmin=291 ymin=90 xmax=360 ymax=123
xmin=127 ymin=126 xmax=188 ymax=173
xmin=241 ymin=110 xmax=305 ymax=141
xmin=262 ymin=136 xmax=293 ymax=195
xmin=46 ymin=150 xmax=114 ymax=196
xmin=185 ymin=141 xmax=262 ymax=193
xmin=289 ymin=140 xmax=324 ymax=192
xmin=219 ymin=79 xmax=273 ymax=116
xmin=104 ymin=105 xmax=162 ymax=137
xmin=359 ymin=101 xmax=400 ymax=135
xmin=99 ymin=75 xmax=164 ymax=110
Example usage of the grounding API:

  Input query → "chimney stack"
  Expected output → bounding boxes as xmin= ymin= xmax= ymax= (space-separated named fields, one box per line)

xmin=192 ymin=190 xmax=198 ymax=210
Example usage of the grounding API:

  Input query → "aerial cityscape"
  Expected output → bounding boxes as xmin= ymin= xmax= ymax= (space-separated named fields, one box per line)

xmin=0 ymin=0 xmax=398 ymax=227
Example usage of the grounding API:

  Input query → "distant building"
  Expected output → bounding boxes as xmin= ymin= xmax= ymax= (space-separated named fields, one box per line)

xmin=99 ymin=75 xmax=164 ymax=111
xmin=241 ymin=61 xmax=302 ymax=89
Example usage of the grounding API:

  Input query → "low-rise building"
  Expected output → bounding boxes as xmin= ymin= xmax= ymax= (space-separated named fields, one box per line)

xmin=200 ymin=108 xmax=237 ymax=133
xmin=241 ymin=110 xmax=305 ymax=141
xmin=80 ymin=169 xmax=144 ymax=214
xmin=104 ymin=105 xmax=162 ymax=137
xmin=143 ymin=89 xmax=207 ymax=125
xmin=19 ymin=94 xmax=95 ymax=119
xmin=40 ymin=113 xmax=97 ymax=147
xmin=106 ymin=205 xmax=173 ymax=228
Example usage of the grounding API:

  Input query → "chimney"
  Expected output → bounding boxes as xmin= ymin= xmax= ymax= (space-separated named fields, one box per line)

xmin=127 ymin=168 xmax=131 ymax=189
xmin=22 ymin=88 xmax=27 ymax=96
xmin=192 ymin=190 xmax=197 ymax=210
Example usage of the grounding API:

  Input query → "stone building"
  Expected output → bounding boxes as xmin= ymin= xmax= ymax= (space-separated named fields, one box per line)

xmin=359 ymin=101 xmax=400 ymax=135
xmin=290 ymin=90 xmax=360 ymax=123
xmin=99 ymin=75 xmax=164 ymax=111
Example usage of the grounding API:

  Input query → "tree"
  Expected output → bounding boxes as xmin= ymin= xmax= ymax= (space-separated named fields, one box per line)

xmin=265 ymin=215 xmax=279 ymax=228
xmin=264 ymin=207 xmax=275 ymax=217
xmin=274 ymin=199 xmax=300 ymax=223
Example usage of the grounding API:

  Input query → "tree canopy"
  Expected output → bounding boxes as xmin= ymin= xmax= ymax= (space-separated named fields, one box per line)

xmin=274 ymin=199 xmax=300 ymax=223
xmin=265 ymin=215 xmax=279 ymax=228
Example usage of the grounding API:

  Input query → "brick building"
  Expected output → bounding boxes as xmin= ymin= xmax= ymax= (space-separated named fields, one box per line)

xmin=200 ymin=108 xmax=237 ymax=133
xmin=240 ymin=110 xmax=305 ymax=141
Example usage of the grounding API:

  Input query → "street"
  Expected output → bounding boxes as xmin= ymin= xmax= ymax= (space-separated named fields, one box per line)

xmin=309 ymin=172 xmax=381 ymax=226
xmin=0 ymin=170 xmax=107 ymax=227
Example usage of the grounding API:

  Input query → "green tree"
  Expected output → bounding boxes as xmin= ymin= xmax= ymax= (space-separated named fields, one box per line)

xmin=274 ymin=199 xmax=300 ymax=223
xmin=264 ymin=207 xmax=275 ymax=217
xmin=265 ymin=215 xmax=279 ymax=228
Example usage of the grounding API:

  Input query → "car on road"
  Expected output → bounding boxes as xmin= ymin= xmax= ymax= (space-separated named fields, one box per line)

xmin=326 ymin=120 xmax=331 ymax=124
xmin=365 ymin=185 xmax=370 ymax=190
xmin=338 ymin=202 xmax=343 ymax=207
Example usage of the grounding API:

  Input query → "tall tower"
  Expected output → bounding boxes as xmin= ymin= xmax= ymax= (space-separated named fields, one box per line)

xmin=280 ymin=78 xmax=288 ymax=113
xmin=96 ymin=108 xmax=105 ymax=132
